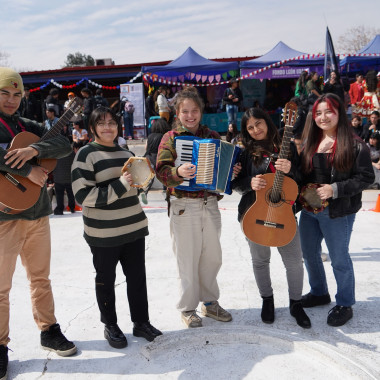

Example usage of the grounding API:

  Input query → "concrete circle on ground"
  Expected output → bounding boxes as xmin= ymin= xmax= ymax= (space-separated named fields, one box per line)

xmin=141 ymin=326 xmax=376 ymax=379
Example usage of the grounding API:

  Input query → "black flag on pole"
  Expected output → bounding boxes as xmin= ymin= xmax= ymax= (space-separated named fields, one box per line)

xmin=324 ymin=27 xmax=340 ymax=82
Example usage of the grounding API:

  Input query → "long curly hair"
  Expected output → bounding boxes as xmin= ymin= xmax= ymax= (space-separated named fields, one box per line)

xmin=240 ymin=108 xmax=281 ymax=165
xmin=365 ymin=70 xmax=378 ymax=93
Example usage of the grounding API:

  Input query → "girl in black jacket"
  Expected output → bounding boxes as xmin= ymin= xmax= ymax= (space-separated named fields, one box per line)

xmin=297 ymin=93 xmax=374 ymax=327
xmin=232 ymin=107 xmax=311 ymax=329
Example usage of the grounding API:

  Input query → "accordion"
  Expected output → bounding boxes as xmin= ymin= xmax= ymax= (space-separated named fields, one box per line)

xmin=174 ymin=136 xmax=241 ymax=195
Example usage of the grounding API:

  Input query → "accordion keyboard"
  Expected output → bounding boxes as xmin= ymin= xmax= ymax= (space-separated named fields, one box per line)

xmin=196 ymin=143 xmax=216 ymax=185
xmin=174 ymin=139 xmax=194 ymax=187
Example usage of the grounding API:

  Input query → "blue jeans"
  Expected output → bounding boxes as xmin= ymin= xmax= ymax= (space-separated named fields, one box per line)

xmin=226 ymin=104 xmax=238 ymax=125
xmin=299 ymin=208 xmax=356 ymax=307
xmin=123 ymin=113 xmax=134 ymax=138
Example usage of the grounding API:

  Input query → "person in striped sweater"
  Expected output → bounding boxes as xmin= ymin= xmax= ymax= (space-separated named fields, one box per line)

xmin=71 ymin=107 xmax=162 ymax=348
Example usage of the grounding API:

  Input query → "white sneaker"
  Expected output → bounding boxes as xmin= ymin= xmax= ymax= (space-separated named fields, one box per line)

xmin=181 ymin=310 xmax=202 ymax=328
xmin=201 ymin=301 xmax=232 ymax=322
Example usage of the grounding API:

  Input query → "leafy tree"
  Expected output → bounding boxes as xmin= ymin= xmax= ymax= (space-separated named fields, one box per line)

xmin=337 ymin=25 xmax=380 ymax=54
xmin=64 ymin=52 xmax=95 ymax=67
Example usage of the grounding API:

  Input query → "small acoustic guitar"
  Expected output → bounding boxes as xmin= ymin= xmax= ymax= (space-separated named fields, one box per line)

xmin=0 ymin=98 xmax=82 ymax=214
xmin=241 ymin=101 xmax=298 ymax=247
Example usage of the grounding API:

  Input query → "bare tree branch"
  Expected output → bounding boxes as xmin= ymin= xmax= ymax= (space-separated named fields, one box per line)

xmin=337 ymin=25 xmax=380 ymax=54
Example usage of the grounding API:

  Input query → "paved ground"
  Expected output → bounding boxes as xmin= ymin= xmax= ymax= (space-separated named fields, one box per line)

xmin=5 ymin=143 xmax=380 ymax=379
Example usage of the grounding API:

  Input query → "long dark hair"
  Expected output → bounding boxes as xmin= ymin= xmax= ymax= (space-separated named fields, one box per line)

xmin=241 ymin=107 xmax=281 ymax=164
xmin=226 ymin=123 xmax=238 ymax=142
xmin=297 ymin=70 xmax=309 ymax=90
xmin=301 ymin=93 xmax=354 ymax=173
xmin=366 ymin=70 xmax=378 ymax=93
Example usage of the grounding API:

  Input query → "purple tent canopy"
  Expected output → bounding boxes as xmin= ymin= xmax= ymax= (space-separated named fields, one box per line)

xmin=141 ymin=47 xmax=238 ymax=78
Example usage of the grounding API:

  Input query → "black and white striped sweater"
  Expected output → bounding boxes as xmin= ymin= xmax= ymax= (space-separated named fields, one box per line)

xmin=71 ymin=142 xmax=148 ymax=247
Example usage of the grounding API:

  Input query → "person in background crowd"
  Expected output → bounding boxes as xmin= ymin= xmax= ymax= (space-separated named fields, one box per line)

xmin=226 ymin=123 xmax=239 ymax=143
xmin=156 ymin=88 xmax=235 ymax=328
xmin=44 ymin=88 xmax=61 ymax=119
xmin=145 ymin=86 xmax=157 ymax=134
xmin=94 ymin=89 xmax=109 ymax=108
xmin=349 ymin=74 xmax=365 ymax=112
xmin=18 ymin=86 xmax=39 ymax=121
xmin=123 ymin=98 xmax=135 ymax=140
xmin=367 ymin=132 xmax=380 ymax=189
xmin=351 ymin=115 xmax=364 ymax=139
xmin=297 ymin=93 xmax=374 ymax=327
xmin=223 ymin=79 xmax=243 ymax=127
xmin=295 ymin=70 xmax=309 ymax=102
xmin=154 ymin=86 xmax=170 ymax=122
xmin=231 ymin=107 xmax=311 ymax=329
xmin=0 ymin=67 xmax=76 ymax=380
xmin=64 ymin=92 xmax=75 ymax=110
xmin=44 ymin=107 xmax=59 ymax=130
xmin=140 ymin=118 xmax=170 ymax=204
xmin=71 ymin=107 xmax=162 ymax=349
xmin=323 ymin=70 xmax=345 ymax=103
xmin=80 ymin=88 xmax=94 ymax=130
xmin=362 ymin=110 xmax=380 ymax=142
xmin=355 ymin=70 xmax=379 ymax=117
xmin=306 ymin=72 xmax=321 ymax=108
xmin=72 ymin=119 xmax=88 ymax=145
xmin=52 ymin=145 xmax=76 ymax=215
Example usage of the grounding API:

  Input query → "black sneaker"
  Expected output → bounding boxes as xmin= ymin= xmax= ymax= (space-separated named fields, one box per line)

xmin=0 ymin=345 xmax=8 ymax=380
xmin=133 ymin=322 xmax=162 ymax=342
xmin=290 ymin=300 xmax=311 ymax=329
xmin=301 ymin=292 xmax=331 ymax=308
xmin=40 ymin=323 xmax=77 ymax=356
xmin=104 ymin=325 xmax=128 ymax=349
xmin=327 ymin=305 xmax=353 ymax=327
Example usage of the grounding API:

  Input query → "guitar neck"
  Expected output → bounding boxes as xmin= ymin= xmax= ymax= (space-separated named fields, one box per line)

xmin=40 ymin=108 xmax=75 ymax=142
xmin=272 ymin=124 xmax=293 ymax=195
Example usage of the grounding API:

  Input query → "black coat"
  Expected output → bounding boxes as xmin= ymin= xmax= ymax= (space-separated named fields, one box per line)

xmin=296 ymin=138 xmax=374 ymax=218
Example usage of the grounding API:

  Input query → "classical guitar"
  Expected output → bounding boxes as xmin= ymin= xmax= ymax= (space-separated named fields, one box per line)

xmin=0 ymin=98 xmax=82 ymax=214
xmin=241 ymin=101 xmax=298 ymax=247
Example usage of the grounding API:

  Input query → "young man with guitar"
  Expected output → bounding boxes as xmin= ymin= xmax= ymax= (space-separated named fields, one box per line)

xmin=232 ymin=106 xmax=311 ymax=329
xmin=0 ymin=67 xmax=76 ymax=380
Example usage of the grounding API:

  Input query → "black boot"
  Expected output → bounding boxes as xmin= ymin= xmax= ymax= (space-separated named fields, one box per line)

xmin=0 ymin=345 xmax=8 ymax=380
xmin=104 ymin=324 xmax=128 ymax=349
xmin=261 ymin=295 xmax=275 ymax=324
xmin=290 ymin=300 xmax=311 ymax=329
xmin=40 ymin=323 xmax=77 ymax=356
xmin=133 ymin=322 xmax=163 ymax=342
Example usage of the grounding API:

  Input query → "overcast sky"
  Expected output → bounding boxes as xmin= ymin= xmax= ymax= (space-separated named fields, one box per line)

xmin=1 ymin=0 xmax=379 ymax=72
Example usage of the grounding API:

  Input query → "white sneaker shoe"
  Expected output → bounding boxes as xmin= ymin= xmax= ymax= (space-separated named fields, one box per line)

xmin=201 ymin=301 xmax=232 ymax=322
xmin=181 ymin=310 xmax=203 ymax=328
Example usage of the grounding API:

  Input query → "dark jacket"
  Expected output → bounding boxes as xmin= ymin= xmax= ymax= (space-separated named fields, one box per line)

xmin=232 ymin=144 xmax=298 ymax=222
xmin=93 ymin=95 xmax=108 ymax=108
xmin=223 ymin=87 xmax=243 ymax=106
xmin=19 ymin=95 xmax=39 ymax=120
xmin=83 ymin=97 xmax=95 ymax=116
xmin=323 ymin=81 xmax=345 ymax=103
xmin=0 ymin=111 xmax=72 ymax=221
xmin=296 ymin=138 xmax=374 ymax=218
xmin=144 ymin=132 xmax=163 ymax=167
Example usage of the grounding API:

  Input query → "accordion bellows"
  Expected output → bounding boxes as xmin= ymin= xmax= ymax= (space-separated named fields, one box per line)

xmin=174 ymin=136 xmax=241 ymax=195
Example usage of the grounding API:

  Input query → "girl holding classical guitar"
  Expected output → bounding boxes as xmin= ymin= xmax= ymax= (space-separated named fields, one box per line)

xmin=232 ymin=107 xmax=311 ymax=329
xmin=297 ymin=93 xmax=374 ymax=327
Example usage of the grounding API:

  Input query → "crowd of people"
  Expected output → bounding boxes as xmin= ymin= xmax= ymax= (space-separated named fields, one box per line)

xmin=0 ymin=65 xmax=378 ymax=380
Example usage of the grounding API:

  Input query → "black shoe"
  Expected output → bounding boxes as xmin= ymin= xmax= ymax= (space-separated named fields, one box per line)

xmin=0 ymin=345 xmax=8 ymax=380
xmin=301 ymin=292 xmax=331 ymax=308
xmin=40 ymin=323 xmax=77 ymax=356
xmin=70 ymin=208 xmax=75 ymax=213
xmin=261 ymin=296 xmax=275 ymax=324
xmin=133 ymin=322 xmax=162 ymax=342
xmin=290 ymin=300 xmax=311 ymax=329
xmin=104 ymin=325 xmax=128 ymax=349
xmin=327 ymin=305 xmax=353 ymax=327
xmin=53 ymin=209 xmax=63 ymax=215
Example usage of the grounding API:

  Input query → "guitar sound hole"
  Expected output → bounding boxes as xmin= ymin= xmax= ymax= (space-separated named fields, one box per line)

xmin=265 ymin=189 xmax=283 ymax=206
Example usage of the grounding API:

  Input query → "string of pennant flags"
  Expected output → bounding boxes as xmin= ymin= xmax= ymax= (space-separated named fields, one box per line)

xmin=27 ymin=53 xmax=380 ymax=93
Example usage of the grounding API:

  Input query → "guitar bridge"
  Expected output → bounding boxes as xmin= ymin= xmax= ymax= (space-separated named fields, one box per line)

xmin=256 ymin=219 xmax=284 ymax=229
xmin=1 ymin=172 xmax=27 ymax=192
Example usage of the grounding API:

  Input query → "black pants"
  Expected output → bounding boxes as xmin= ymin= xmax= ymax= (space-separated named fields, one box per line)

xmin=54 ymin=182 xmax=75 ymax=212
xmin=90 ymin=238 xmax=149 ymax=325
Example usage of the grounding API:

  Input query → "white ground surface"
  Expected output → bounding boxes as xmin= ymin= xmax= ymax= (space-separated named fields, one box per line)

xmin=6 ymin=182 xmax=380 ymax=379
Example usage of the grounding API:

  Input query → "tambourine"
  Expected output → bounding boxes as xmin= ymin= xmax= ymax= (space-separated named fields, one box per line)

xmin=299 ymin=183 xmax=329 ymax=214
xmin=121 ymin=157 xmax=155 ymax=188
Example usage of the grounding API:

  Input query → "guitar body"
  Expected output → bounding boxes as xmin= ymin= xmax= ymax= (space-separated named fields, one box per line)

xmin=241 ymin=173 xmax=298 ymax=247
xmin=0 ymin=131 xmax=57 ymax=214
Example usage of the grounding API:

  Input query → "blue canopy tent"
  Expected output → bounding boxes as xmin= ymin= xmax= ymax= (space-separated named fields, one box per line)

xmin=240 ymin=41 xmax=325 ymax=79
xmin=340 ymin=35 xmax=380 ymax=75
xmin=141 ymin=47 xmax=238 ymax=81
